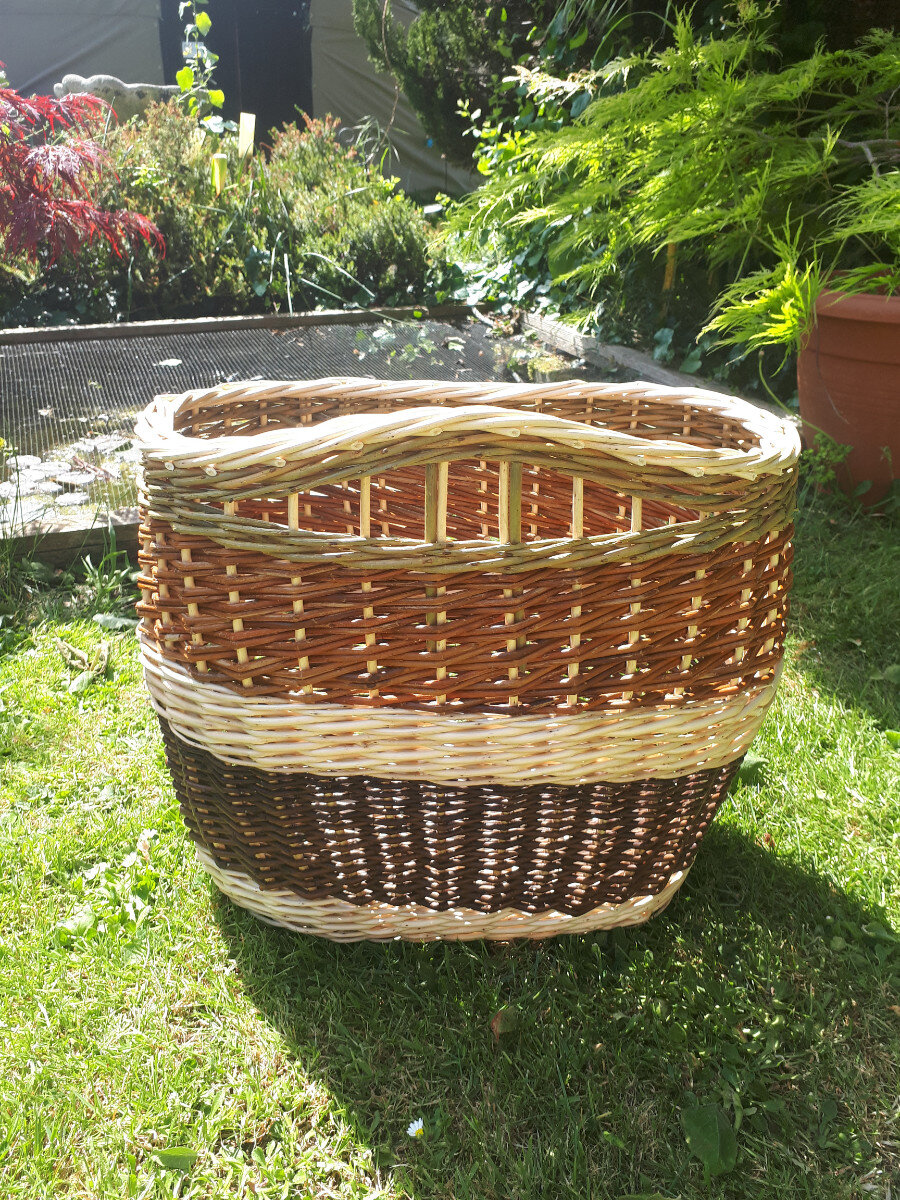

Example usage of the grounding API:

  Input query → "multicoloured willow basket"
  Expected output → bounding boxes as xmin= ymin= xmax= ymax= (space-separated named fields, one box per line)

xmin=135 ymin=378 xmax=800 ymax=941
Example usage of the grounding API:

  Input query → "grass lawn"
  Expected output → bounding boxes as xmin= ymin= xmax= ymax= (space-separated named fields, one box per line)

xmin=0 ymin=498 xmax=897 ymax=1199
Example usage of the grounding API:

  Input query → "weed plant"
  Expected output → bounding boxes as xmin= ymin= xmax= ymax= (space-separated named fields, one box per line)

xmin=0 ymin=497 xmax=897 ymax=1197
xmin=0 ymin=538 xmax=138 ymax=649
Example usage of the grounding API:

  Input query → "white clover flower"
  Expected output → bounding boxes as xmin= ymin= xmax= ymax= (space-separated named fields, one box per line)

xmin=406 ymin=1118 xmax=424 ymax=1138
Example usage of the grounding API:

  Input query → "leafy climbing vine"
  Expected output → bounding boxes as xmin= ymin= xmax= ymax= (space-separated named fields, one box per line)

xmin=175 ymin=0 xmax=226 ymax=127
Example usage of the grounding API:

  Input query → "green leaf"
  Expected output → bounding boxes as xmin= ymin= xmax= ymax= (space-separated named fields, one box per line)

xmin=208 ymin=88 xmax=225 ymax=108
xmin=547 ymin=239 xmax=580 ymax=279
xmin=862 ymin=921 xmax=900 ymax=945
xmin=886 ymin=730 xmax=900 ymax=748
xmin=176 ymin=66 xmax=195 ymax=92
xmin=490 ymin=1007 xmax=521 ymax=1039
xmin=569 ymin=26 xmax=589 ymax=49
xmin=570 ymin=91 xmax=592 ymax=119
xmin=817 ymin=1097 xmax=839 ymax=1147
xmin=819 ymin=1098 xmax=838 ymax=1124
xmin=736 ymin=749 xmax=767 ymax=787
xmin=680 ymin=347 xmax=702 ymax=374
xmin=155 ymin=1147 xmax=198 ymax=1172
xmin=195 ymin=10 xmax=212 ymax=35
xmin=881 ymin=665 xmax=900 ymax=684
xmin=652 ymin=326 xmax=674 ymax=362
xmin=93 ymin=614 xmax=138 ymax=631
xmin=681 ymin=1104 xmax=738 ymax=1177
xmin=55 ymin=904 xmax=97 ymax=945
xmin=69 ymin=669 xmax=97 ymax=695
xmin=243 ymin=249 xmax=270 ymax=297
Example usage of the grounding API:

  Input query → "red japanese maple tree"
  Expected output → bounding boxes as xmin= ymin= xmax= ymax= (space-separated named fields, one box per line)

xmin=0 ymin=78 xmax=164 ymax=262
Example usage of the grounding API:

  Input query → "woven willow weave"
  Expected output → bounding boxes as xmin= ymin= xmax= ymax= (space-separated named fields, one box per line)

xmin=136 ymin=377 xmax=800 ymax=940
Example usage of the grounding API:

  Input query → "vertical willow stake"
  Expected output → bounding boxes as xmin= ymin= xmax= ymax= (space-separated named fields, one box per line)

xmin=224 ymin=500 xmax=252 ymax=688
xmin=359 ymin=476 xmax=379 ymax=698
xmin=567 ymin=475 xmax=584 ymax=706
xmin=180 ymin=545 xmax=207 ymax=673
xmin=499 ymin=460 xmax=524 ymax=706
xmin=287 ymin=492 xmax=311 ymax=692
xmin=424 ymin=462 xmax=449 ymax=703
xmin=735 ymin=547 xmax=755 ymax=665
xmin=762 ymin=530 xmax=781 ymax=655
xmin=623 ymin=496 xmax=643 ymax=702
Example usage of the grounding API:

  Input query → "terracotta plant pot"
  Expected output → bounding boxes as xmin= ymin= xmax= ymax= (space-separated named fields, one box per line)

xmin=797 ymin=288 xmax=900 ymax=502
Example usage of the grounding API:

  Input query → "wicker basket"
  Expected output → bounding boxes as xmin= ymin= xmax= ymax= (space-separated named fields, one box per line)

xmin=136 ymin=378 xmax=799 ymax=941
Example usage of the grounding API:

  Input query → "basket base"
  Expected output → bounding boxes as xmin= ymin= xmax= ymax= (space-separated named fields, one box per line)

xmin=196 ymin=846 xmax=688 ymax=942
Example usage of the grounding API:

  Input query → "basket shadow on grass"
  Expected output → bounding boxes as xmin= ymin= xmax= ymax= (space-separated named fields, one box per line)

xmin=212 ymin=823 xmax=899 ymax=1198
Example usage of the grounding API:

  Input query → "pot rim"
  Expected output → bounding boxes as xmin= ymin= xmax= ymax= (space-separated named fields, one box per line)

xmin=816 ymin=287 xmax=900 ymax=325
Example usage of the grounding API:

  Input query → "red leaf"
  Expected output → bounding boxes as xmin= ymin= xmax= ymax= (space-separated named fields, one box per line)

xmin=0 ymin=82 xmax=162 ymax=262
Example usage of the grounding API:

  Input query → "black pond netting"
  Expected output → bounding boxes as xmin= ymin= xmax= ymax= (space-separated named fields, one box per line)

xmin=0 ymin=316 xmax=619 ymax=533
xmin=0 ymin=318 xmax=591 ymax=457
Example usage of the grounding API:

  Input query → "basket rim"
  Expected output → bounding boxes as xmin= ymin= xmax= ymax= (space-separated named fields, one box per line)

xmin=136 ymin=377 xmax=801 ymax=481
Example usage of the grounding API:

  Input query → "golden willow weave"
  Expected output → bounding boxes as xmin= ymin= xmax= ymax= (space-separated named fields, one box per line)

xmin=135 ymin=378 xmax=799 ymax=941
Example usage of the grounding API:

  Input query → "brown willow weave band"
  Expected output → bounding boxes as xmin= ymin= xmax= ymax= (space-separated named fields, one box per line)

xmin=136 ymin=378 xmax=800 ymax=940
xmin=137 ymin=521 xmax=792 ymax=708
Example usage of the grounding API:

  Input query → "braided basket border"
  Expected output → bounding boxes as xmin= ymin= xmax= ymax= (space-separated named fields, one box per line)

xmin=197 ymin=847 xmax=690 ymax=942
xmin=137 ymin=379 xmax=800 ymax=574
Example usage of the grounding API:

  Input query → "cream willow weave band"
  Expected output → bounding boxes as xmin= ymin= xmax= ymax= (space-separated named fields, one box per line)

xmin=196 ymin=847 xmax=687 ymax=942
xmin=141 ymin=640 xmax=777 ymax=787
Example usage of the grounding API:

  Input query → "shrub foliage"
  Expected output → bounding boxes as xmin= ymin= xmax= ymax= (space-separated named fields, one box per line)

xmin=1 ymin=107 xmax=438 ymax=326
xmin=450 ymin=8 xmax=900 ymax=392
xmin=351 ymin=0 xmax=897 ymax=168
xmin=350 ymin=0 xmax=665 ymax=165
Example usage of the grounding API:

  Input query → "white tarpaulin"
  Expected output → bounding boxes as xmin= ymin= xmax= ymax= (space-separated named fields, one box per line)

xmin=0 ymin=0 xmax=474 ymax=194
xmin=0 ymin=0 xmax=164 ymax=97
xmin=309 ymin=0 xmax=475 ymax=195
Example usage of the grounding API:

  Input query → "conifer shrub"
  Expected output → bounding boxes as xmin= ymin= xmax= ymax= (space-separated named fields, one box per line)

xmin=450 ymin=8 xmax=900 ymax=396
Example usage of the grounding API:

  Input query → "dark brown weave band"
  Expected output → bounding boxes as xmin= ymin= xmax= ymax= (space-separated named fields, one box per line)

xmin=160 ymin=717 xmax=740 ymax=916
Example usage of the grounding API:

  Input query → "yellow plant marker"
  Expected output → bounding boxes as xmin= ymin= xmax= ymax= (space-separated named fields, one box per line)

xmin=238 ymin=112 xmax=256 ymax=160
xmin=210 ymin=153 xmax=227 ymax=196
